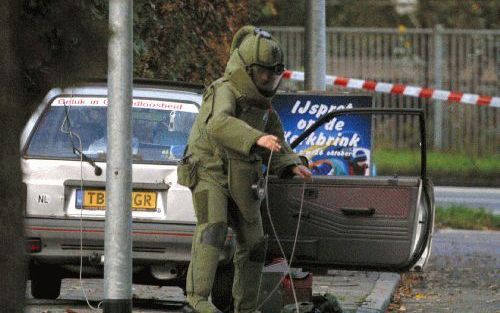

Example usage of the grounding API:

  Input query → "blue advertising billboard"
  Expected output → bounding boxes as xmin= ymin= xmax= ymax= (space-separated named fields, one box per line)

xmin=272 ymin=94 xmax=373 ymax=176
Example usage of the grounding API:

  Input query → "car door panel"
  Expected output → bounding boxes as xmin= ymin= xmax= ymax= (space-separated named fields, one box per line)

xmin=262 ymin=108 xmax=434 ymax=271
xmin=264 ymin=176 xmax=421 ymax=270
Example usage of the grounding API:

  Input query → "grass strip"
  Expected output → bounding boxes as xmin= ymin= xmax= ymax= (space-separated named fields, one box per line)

xmin=373 ymin=149 xmax=500 ymax=177
xmin=435 ymin=205 xmax=499 ymax=231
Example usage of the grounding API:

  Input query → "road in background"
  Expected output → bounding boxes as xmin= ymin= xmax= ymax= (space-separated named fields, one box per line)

xmin=435 ymin=186 xmax=500 ymax=214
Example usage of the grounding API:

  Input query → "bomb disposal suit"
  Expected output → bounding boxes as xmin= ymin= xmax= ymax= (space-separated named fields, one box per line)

xmin=177 ymin=26 xmax=308 ymax=313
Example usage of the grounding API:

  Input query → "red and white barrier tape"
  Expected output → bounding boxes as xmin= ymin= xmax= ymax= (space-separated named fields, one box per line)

xmin=282 ymin=70 xmax=500 ymax=108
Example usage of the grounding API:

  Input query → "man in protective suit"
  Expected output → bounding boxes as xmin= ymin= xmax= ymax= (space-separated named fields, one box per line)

xmin=177 ymin=25 xmax=311 ymax=313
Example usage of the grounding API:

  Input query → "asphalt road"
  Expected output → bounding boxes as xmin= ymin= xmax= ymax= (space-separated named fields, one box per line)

xmin=434 ymin=186 xmax=500 ymax=214
xmin=398 ymin=229 xmax=500 ymax=313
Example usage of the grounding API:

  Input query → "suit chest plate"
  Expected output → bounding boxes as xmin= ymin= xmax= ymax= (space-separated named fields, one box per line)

xmin=236 ymin=102 xmax=269 ymax=132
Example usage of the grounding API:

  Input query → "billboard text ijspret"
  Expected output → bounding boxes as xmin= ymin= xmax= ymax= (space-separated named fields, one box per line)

xmin=272 ymin=94 xmax=372 ymax=176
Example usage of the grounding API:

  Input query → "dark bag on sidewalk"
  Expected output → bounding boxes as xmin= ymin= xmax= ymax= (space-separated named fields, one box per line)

xmin=312 ymin=293 xmax=343 ymax=313
xmin=281 ymin=293 xmax=344 ymax=313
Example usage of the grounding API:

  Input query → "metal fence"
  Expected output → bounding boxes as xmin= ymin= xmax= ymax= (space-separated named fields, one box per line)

xmin=268 ymin=26 xmax=499 ymax=156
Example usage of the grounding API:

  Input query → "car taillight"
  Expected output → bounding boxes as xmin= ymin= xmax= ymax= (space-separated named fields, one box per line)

xmin=26 ymin=238 xmax=41 ymax=253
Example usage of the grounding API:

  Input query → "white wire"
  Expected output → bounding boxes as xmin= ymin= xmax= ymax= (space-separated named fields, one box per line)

xmin=256 ymin=149 xmax=308 ymax=312
xmin=61 ymin=104 xmax=103 ymax=311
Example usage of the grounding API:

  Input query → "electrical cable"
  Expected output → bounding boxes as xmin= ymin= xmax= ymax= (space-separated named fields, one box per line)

xmin=256 ymin=149 xmax=309 ymax=312
xmin=61 ymin=102 xmax=104 ymax=311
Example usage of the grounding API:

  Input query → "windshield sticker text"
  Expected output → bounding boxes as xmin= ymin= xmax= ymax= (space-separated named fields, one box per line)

xmin=52 ymin=97 xmax=198 ymax=113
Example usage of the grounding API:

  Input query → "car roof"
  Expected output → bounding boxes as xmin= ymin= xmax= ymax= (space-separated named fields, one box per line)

xmin=83 ymin=78 xmax=204 ymax=93
xmin=62 ymin=79 xmax=204 ymax=100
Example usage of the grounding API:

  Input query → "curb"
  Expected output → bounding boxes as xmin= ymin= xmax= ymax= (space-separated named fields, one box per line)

xmin=355 ymin=272 xmax=400 ymax=313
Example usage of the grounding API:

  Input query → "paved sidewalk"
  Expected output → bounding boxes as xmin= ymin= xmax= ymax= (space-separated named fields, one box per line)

xmin=25 ymin=270 xmax=400 ymax=313
xmin=315 ymin=270 xmax=400 ymax=313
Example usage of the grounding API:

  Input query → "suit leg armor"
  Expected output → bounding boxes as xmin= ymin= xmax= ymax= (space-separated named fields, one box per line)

xmin=186 ymin=182 xmax=228 ymax=313
xmin=230 ymin=205 xmax=267 ymax=313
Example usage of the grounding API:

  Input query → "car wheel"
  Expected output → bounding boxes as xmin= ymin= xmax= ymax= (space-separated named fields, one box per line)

xmin=211 ymin=262 xmax=234 ymax=313
xmin=30 ymin=267 xmax=61 ymax=299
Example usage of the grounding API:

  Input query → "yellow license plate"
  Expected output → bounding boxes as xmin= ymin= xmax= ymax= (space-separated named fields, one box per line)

xmin=82 ymin=190 xmax=157 ymax=211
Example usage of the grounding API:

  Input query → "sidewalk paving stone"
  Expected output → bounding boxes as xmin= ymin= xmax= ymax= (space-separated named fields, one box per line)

xmin=25 ymin=270 xmax=400 ymax=313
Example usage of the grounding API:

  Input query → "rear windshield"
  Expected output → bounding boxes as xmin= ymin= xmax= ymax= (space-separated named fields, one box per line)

xmin=25 ymin=96 xmax=198 ymax=163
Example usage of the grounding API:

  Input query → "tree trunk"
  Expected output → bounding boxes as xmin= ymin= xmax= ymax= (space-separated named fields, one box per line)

xmin=0 ymin=1 xmax=27 ymax=312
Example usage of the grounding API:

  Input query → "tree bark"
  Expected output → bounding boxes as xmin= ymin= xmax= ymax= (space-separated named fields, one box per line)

xmin=0 ymin=1 xmax=26 ymax=312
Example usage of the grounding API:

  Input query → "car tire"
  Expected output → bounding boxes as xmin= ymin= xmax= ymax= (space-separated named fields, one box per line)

xmin=30 ymin=267 xmax=61 ymax=299
xmin=211 ymin=262 xmax=234 ymax=313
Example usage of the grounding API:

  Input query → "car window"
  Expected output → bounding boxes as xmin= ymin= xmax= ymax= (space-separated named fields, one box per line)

xmin=289 ymin=109 xmax=424 ymax=178
xmin=25 ymin=96 xmax=198 ymax=163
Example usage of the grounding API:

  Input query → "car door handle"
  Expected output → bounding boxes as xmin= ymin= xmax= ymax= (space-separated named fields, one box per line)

xmin=303 ymin=188 xmax=318 ymax=199
xmin=340 ymin=207 xmax=376 ymax=216
xmin=292 ymin=212 xmax=311 ymax=219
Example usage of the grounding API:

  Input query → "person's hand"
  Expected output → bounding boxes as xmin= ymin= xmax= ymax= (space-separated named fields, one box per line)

xmin=292 ymin=165 xmax=312 ymax=182
xmin=256 ymin=134 xmax=281 ymax=152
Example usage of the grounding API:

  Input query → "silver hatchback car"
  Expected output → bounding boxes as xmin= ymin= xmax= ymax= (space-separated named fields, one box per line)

xmin=21 ymin=80 xmax=234 ymax=302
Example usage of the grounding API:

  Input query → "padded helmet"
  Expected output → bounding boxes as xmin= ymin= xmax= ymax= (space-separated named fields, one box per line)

xmin=230 ymin=26 xmax=285 ymax=97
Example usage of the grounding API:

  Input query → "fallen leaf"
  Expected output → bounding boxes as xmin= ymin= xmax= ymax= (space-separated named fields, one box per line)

xmin=415 ymin=293 xmax=427 ymax=299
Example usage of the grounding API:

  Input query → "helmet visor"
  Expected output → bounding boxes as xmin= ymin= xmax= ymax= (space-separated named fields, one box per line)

xmin=250 ymin=64 xmax=284 ymax=93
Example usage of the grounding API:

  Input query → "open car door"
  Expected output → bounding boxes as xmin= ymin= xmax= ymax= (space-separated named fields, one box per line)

xmin=263 ymin=108 xmax=435 ymax=271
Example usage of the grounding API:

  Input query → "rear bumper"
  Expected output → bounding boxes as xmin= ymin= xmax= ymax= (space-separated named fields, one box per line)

xmin=25 ymin=216 xmax=233 ymax=267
